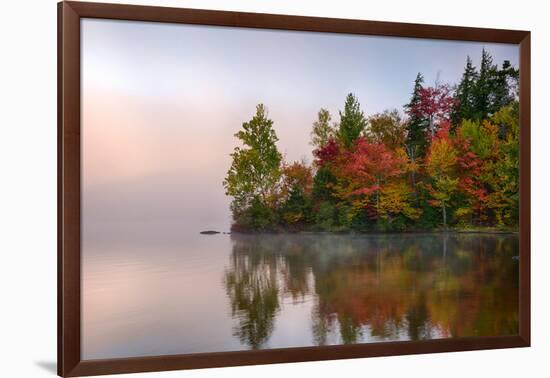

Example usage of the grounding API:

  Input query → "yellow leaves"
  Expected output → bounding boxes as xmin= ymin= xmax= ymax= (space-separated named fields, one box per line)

xmin=378 ymin=181 xmax=421 ymax=220
xmin=454 ymin=207 xmax=472 ymax=218
xmin=280 ymin=160 xmax=313 ymax=198
xmin=492 ymin=104 xmax=519 ymax=141
xmin=454 ymin=207 xmax=473 ymax=225
xmin=430 ymin=176 xmax=459 ymax=202
xmin=426 ymin=138 xmax=458 ymax=177
xmin=482 ymin=120 xmax=499 ymax=138
xmin=485 ymin=190 xmax=517 ymax=227
xmin=456 ymin=119 xmax=499 ymax=160
xmin=394 ymin=147 xmax=415 ymax=173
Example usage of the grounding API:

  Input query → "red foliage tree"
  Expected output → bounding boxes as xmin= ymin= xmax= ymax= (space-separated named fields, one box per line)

xmin=332 ymin=137 xmax=410 ymax=222
xmin=344 ymin=138 xmax=406 ymax=197
xmin=453 ymin=133 xmax=488 ymax=224
xmin=313 ymin=138 xmax=341 ymax=167
xmin=410 ymin=83 xmax=457 ymax=137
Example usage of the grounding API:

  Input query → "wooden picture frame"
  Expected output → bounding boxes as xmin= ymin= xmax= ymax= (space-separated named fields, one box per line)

xmin=58 ymin=1 xmax=531 ymax=376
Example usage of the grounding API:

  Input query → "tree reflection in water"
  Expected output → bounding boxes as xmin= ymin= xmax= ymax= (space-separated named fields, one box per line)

xmin=223 ymin=243 xmax=280 ymax=349
xmin=224 ymin=233 xmax=518 ymax=349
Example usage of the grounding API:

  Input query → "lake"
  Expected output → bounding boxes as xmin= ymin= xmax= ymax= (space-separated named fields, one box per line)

xmin=82 ymin=231 xmax=519 ymax=360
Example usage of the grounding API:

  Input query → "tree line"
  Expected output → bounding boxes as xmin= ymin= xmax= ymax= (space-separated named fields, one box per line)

xmin=223 ymin=49 xmax=519 ymax=232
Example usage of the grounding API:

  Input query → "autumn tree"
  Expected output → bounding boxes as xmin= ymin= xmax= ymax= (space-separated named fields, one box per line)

xmin=425 ymin=123 xmax=459 ymax=228
xmin=312 ymin=138 xmax=342 ymax=203
xmin=456 ymin=104 xmax=519 ymax=226
xmin=223 ymin=104 xmax=282 ymax=229
xmin=279 ymin=160 xmax=314 ymax=226
xmin=453 ymin=127 xmax=488 ymax=225
xmin=340 ymin=138 xmax=409 ymax=223
xmin=486 ymin=104 xmax=519 ymax=225
xmin=366 ymin=109 xmax=407 ymax=151
xmin=377 ymin=179 xmax=421 ymax=228
xmin=313 ymin=138 xmax=341 ymax=168
xmin=337 ymin=93 xmax=367 ymax=148
xmin=280 ymin=160 xmax=314 ymax=197
xmin=410 ymin=83 xmax=456 ymax=138
xmin=457 ymin=119 xmax=498 ymax=160
xmin=311 ymin=108 xmax=337 ymax=149
xmin=311 ymin=138 xmax=343 ymax=229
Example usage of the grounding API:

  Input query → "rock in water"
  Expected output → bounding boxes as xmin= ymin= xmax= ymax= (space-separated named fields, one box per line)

xmin=200 ymin=230 xmax=220 ymax=235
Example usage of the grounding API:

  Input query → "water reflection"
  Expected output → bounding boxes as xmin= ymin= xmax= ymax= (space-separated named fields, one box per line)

xmin=224 ymin=250 xmax=280 ymax=349
xmin=224 ymin=233 xmax=518 ymax=348
xmin=82 ymin=231 xmax=518 ymax=359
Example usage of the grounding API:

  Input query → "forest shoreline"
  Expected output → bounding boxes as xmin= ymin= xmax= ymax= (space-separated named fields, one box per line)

xmin=223 ymin=50 xmax=519 ymax=234
xmin=203 ymin=227 xmax=518 ymax=236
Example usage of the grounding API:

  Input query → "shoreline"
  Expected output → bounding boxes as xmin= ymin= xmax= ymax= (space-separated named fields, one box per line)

xmin=203 ymin=229 xmax=519 ymax=236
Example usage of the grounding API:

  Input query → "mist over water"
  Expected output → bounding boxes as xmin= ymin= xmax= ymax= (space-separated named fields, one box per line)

xmin=82 ymin=232 xmax=518 ymax=359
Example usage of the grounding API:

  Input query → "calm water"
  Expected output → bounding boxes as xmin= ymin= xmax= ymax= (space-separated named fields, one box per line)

xmin=82 ymin=232 xmax=519 ymax=360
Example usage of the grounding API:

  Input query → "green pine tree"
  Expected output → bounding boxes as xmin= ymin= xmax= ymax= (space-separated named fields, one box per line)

xmin=490 ymin=60 xmax=519 ymax=114
xmin=404 ymin=73 xmax=429 ymax=159
xmin=473 ymin=49 xmax=498 ymax=120
xmin=452 ymin=56 xmax=478 ymax=126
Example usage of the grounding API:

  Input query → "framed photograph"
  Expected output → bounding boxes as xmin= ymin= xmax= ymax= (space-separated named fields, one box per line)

xmin=58 ymin=1 xmax=530 ymax=376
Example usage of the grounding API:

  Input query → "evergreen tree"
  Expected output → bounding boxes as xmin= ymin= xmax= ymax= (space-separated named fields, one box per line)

xmin=312 ymin=166 xmax=337 ymax=203
xmin=404 ymin=73 xmax=429 ymax=159
xmin=337 ymin=93 xmax=367 ymax=148
xmin=471 ymin=49 xmax=519 ymax=122
xmin=280 ymin=186 xmax=312 ymax=227
xmin=473 ymin=49 xmax=498 ymax=120
xmin=490 ymin=60 xmax=519 ymax=115
xmin=452 ymin=56 xmax=478 ymax=126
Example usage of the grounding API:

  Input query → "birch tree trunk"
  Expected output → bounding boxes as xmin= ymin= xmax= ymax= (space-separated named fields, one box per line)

xmin=442 ymin=201 xmax=447 ymax=229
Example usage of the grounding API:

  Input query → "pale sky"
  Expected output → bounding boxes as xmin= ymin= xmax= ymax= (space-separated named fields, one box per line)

xmin=81 ymin=18 xmax=519 ymax=233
